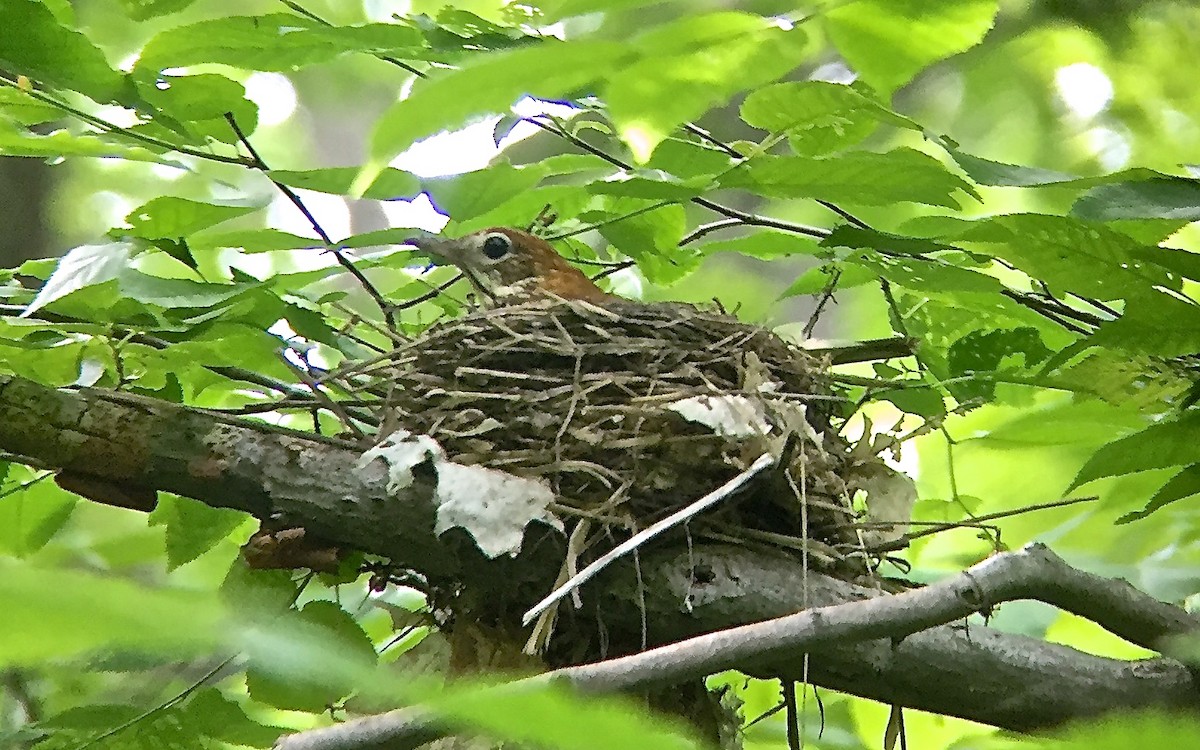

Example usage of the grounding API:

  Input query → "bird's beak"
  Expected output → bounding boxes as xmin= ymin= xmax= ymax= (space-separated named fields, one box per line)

xmin=406 ymin=235 xmax=462 ymax=269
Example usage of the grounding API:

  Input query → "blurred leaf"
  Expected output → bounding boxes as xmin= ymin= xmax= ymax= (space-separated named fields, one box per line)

xmin=826 ymin=0 xmax=999 ymax=95
xmin=1071 ymin=412 xmax=1200 ymax=489
xmin=0 ymin=87 xmax=62 ymax=125
xmin=0 ymin=472 xmax=76 ymax=556
xmin=437 ymin=682 xmax=697 ymax=750
xmin=741 ymin=80 xmax=921 ymax=156
xmin=22 ymin=241 xmax=134 ymax=317
xmin=148 ymin=494 xmax=253 ymax=571
xmin=720 ymin=148 xmax=979 ymax=208
xmin=272 ymin=167 xmax=422 ymax=201
xmin=606 ymin=13 xmax=811 ymax=161
xmin=0 ymin=0 xmax=132 ymax=103
xmin=118 ymin=0 xmax=197 ymax=20
xmin=184 ymin=688 xmax=288 ymax=748
xmin=0 ymin=561 xmax=225 ymax=664
xmin=137 ymin=15 xmax=425 ymax=74
xmin=369 ymin=40 xmax=627 ymax=169
xmin=246 ymin=600 xmax=378 ymax=712
xmin=1072 ymin=177 xmax=1200 ymax=221
xmin=0 ymin=120 xmax=171 ymax=162
xmin=533 ymin=0 xmax=666 ymax=23
xmin=125 ymin=196 xmax=260 ymax=240
xmin=1117 ymin=464 xmax=1200 ymax=524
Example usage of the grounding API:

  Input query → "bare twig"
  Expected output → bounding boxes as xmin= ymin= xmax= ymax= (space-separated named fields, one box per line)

xmin=521 ymin=453 xmax=775 ymax=625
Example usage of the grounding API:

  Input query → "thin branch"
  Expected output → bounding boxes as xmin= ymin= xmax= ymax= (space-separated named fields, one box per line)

xmin=521 ymin=453 xmax=775 ymax=625
xmin=223 ymin=113 xmax=398 ymax=330
xmin=275 ymin=543 xmax=1200 ymax=750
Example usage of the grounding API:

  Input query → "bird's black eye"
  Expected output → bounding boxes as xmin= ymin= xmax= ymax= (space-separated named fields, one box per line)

xmin=481 ymin=233 xmax=511 ymax=260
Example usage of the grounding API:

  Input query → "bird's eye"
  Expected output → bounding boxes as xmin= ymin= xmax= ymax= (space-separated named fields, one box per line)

xmin=481 ymin=233 xmax=511 ymax=261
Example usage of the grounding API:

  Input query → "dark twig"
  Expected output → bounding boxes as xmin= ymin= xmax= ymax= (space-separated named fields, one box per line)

xmin=223 ymin=114 xmax=398 ymax=330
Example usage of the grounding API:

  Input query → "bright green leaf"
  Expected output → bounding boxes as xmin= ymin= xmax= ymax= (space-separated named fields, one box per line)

xmin=148 ymin=494 xmax=253 ymax=571
xmin=272 ymin=167 xmax=421 ymax=201
xmin=1071 ymin=412 xmax=1200 ymax=489
xmin=126 ymin=196 xmax=261 ymax=240
xmin=22 ymin=241 xmax=134 ymax=318
xmin=0 ymin=0 xmax=132 ymax=103
xmin=720 ymin=148 xmax=979 ymax=208
xmin=0 ymin=472 xmax=76 ymax=556
xmin=598 ymin=200 xmax=694 ymax=284
xmin=826 ymin=0 xmax=999 ymax=95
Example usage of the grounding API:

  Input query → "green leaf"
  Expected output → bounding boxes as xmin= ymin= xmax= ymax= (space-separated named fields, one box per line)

xmin=0 ymin=87 xmax=62 ymax=125
xmin=125 ymin=196 xmax=260 ymax=240
xmin=1070 ymin=412 xmax=1200 ymax=489
xmin=1116 ymin=464 xmax=1200 ymax=524
xmin=946 ymin=327 xmax=1051 ymax=400
xmin=598 ymin=200 xmax=694 ymax=284
xmin=533 ymin=0 xmax=666 ymax=23
xmin=587 ymin=170 xmax=710 ymax=200
xmin=826 ymin=0 xmax=999 ymax=95
xmin=955 ymin=213 xmax=1178 ymax=297
xmin=720 ymin=148 xmax=979 ymax=208
xmin=246 ymin=600 xmax=378 ymax=712
xmin=0 ymin=560 xmax=225 ymax=664
xmin=0 ymin=0 xmax=132 ymax=103
xmin=22 ymin=241 xmax=134 ymax=318
xmin=0 ymin=120 xmax=172 ymax=162
xmin=271 ymin=167 xmax=421 ymax=200
xmin=780 ymin=261 xmax=877 ymax=297
xmin=193 ymin=229 xmax=323 ymax=254
xmin=136 ymin=15 xmax=425 ymax=74
xmin=698 ymin=231 xmax=823 ymax=260
xmin=184 ymin=688 xmax=288 ymax=748
xmin=1072 ymin=177 xmax=1200 ymax=221
xmin=424 ymin=163 xmax=548 ymax=221
xmin=118 ymin=0 xmax=197 ymax=20
xmin=606 ymin=13 xmax=811 ymax=161
xmin=946 ymin=147 xmax=1084 ymax=187
xmin=0 ymin=471 xmax=76 ymax=557
xmin=148 ymin=494 xmax=253 ymax=571
xmin=876 ymin=386 xmax=946 ymax=418
xmin=741 ymin=81 xmax=921 ymax=156
xmin=369 ymin=40 xmax=628 ymax=168
xmin=138 ymin=73 xmax=258 ymax=145
xmin=820 ymin=225 xmax=958 ymax=256
xmin=1089 ymin=291 xmax=1200 ymax=357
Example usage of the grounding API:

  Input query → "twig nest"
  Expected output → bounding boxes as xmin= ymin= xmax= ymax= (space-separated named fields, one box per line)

xmin=346 ymin=299 xmax=905 ymax=572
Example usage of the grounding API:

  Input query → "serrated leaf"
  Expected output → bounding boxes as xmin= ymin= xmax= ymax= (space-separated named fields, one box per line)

xmin=699 ymin=231 xmax=823 ymax=260
xmin=0 ymin=472 xmax=76 ymax=557
xmin=826 ymin=0 xmax=999 ymax=95
xmin=137 ymin=15 xmax=424 ymax=74
xmin=126 ymin=196 xmax=260 ymax=240
xmin=1117 ymin=464 xmax=1200 ymax=524
xmin=741 ymin=80 xmax=921 ymax=156
xmin=720 ymin=148 xmax=979 ymax=208
xmin=0 ymin=0 xmax=132 ymax=103
xmin=955 ymin=213 xmax=1178 ymax=297
xmin=271 ymin=167 xmax=421 ymax=200
xmin=369 ymin=40 xmax=628 ymax=169
xmin=1072 ymin=177 xmax=1200 ymax=221
xmin=1071 ymin=413 xmax=1200 ymax=489
xmin=598 ymin=200 xmax=693 ymax=284
xmin=821 ymin=225 xmax=958 ymax=256
xmin=947 ymin=327 xmax=1051 ymax=400
xmin=148 ymin=494 xmax=251 ymax=571
xmin=22 ymin=241 xmax=134 ymax=318
xmin=606 ymin=13 xmax=811 ymax=161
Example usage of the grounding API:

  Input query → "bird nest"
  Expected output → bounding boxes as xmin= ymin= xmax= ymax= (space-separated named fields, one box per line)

xmin=335 ymin=299 xmax=909 ymax=581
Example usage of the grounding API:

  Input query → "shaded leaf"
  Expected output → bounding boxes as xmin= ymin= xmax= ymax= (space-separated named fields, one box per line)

xmin=272 ymin=167 xmax=421 ymax=200
xmin=148 ymin=494 xmax=253 ymax=571
xmin=598 ymin=200 xmax=693 ymax=284
xmin=1116 ymin=464 xmax=1200 ymax=524
xmin=1070 ymin=412 xmax=1200 ymax=489
xmin=1072 ymin=177 xmax=1200 ymax=221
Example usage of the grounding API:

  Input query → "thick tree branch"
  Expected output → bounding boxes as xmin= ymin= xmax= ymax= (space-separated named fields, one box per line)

xmin=1 ymin=374 xmax=1197 ymax=743
xmin=276 ymin=543 xmax=1200 ymax=750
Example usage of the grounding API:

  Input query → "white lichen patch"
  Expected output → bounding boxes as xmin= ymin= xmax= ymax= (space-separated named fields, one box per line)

xmin=357 ymin=430 xmax=561 ymax=558
xmin=667 ymin=395 xmax=773 ymax=438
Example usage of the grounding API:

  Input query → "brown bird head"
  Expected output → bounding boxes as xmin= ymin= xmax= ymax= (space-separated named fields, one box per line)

xmin=410 ymin=227 xmax=611 ymax=304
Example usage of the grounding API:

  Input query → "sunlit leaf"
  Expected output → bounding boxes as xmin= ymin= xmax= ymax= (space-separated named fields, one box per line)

xmin=138 ymin=72 xmax=258 ymax=145
xmin=0 ymin=472 xmax=76 ymax=557
xmin=271 ymin=167 xmax=422 ymax=200
xmin=148 ymin=494 xmax=254 ymax=571
xmin=21 ymin=241 xmax=134 ymax=317
xmin=598 ymin=200 xmax=694 ymax=284
xmin=826 ymin=0 xmax=999 ymax=95
xmin=1072 ymin=177 xmax=1200 ymax=221
xmin=0 ymin=0 xmax=132 ymax=103
xmin=118 ymin=0 xmax=197 ymax=20
xmin=125 ymin=196 xmax=261 ymax=240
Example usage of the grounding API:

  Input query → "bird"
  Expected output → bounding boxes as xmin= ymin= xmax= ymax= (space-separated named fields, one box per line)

xmin=409 ymin=227 xmax=612 ymax=305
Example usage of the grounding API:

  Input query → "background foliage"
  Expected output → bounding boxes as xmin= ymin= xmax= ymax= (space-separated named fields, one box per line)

xmin=3 ymin=0 xmax=1200 ymax=747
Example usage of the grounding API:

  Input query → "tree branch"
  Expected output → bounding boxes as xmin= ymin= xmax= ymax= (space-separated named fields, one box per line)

xmin=1 ymin=374 xmax=1196 ymax=747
